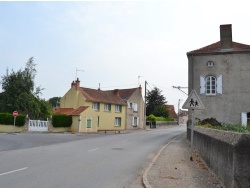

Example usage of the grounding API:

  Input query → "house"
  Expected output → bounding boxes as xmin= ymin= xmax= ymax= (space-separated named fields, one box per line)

xmin=118 ymin=87 xmax=145 ymax=129
xmin=55 ymin=78 xmax=144 ymax=132
xmin=166 ymin=105 xmax=177 ymax=120
xmin=186 ymin=24 xmax=250 ymax=125
xmin=178 ymin=110 xmax=188 ymax=125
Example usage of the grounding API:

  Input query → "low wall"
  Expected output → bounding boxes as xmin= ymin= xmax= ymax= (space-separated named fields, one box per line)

xmin=187 ymin=126 xmax=250 ymax=188
xmin=0 ymin=124 xmax=26 ymax=133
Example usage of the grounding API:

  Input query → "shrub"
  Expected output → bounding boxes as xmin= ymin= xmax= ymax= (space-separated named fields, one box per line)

xmin=52 ymin=114 xmax=72 ymax=127
xmin=0 ymin=113 xmax=26 ymax=126
xmin=200 ymin=117 xmax=221 ymax=127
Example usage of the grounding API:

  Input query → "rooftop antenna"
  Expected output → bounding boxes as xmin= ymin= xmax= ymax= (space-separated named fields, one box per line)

xmin=138 ymin=75 xmax=144 ymax=86
xmin=76 ymin=68 xmax=84 ymax=80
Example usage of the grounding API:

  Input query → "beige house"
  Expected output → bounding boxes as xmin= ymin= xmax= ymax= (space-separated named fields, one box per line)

xmin=54 ymin=79 xmax=145 ymax=132
xmin=187 ymin=24 xmax=250 ymax=125
xmin=119 ymin=87 xmax=145 ymax=129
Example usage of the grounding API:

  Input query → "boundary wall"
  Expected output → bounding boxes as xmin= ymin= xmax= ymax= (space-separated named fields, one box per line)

xmin=187 ymin=126 xmax=250 ymax=188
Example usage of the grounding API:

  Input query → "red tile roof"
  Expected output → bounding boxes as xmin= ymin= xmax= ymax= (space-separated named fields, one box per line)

xmin=166 ymin=105 xmax=177 ymax=118
xmin=78 ymin=87 xmax=126 ymax=105
xmin=53 ymin=106 xmax=89 ymax=116
xmin=187 ymin=41 xmax=250 ymax=56
xmin=115 ymin=88 xmax=138 ymax=100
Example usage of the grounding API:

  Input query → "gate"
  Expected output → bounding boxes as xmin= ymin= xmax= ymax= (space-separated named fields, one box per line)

xmin=28 ymin=120 xmax=49 ymax=132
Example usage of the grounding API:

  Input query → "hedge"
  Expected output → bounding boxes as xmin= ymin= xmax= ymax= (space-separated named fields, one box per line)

xmin=0 ymin=113 xmax=26 ymax=127
xmin=52 ymin=114 xmax=72 ymax=127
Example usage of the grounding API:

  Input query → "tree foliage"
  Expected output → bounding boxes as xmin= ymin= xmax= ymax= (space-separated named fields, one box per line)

xmin=48 ymin=97 xmax=61 ymax=108
xmin=146 ymin=87 xmax=168 ymax=117
xmin=0 ymin=57 xmax=51 ymax=119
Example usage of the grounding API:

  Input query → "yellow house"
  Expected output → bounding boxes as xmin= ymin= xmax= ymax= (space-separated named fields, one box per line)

xmin=54 ymin=78 xmax=127 ymax=133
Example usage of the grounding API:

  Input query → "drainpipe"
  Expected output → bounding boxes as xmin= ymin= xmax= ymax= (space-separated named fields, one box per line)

xmin=78 ymin=116 xmax=81 ymax=132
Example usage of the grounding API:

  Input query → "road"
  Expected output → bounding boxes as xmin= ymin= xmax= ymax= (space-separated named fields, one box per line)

xmin=0 ymin=125 xmax=186 ymax=188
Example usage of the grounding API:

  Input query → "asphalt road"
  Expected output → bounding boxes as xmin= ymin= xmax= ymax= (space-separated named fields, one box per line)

xmin=0 ymin=125 xmax=186 ymax=188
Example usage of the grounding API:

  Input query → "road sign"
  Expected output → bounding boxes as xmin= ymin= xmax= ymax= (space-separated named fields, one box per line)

xmin=182 ymin=90 xmax=205 ymax=110
xmin=13 ymin=111 xmax=18 ymax=117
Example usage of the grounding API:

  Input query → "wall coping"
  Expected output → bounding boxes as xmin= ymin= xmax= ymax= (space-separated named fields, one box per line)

xmin=194 ymin=126 xmax=250 ymax=146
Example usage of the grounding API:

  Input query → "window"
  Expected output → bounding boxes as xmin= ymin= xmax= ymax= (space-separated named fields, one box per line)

xmin=115 ymin=117 xmax=121 ymax=126
xmin=127 ymin=102 xmax=133 ymax=108
xmin=115 ymin=105 xmax=122 ymax=112
xmin=104 ymin=103 xmax=111 ymax=111
xmin=133 ymin=103 xmax=138 ymax=112
xmin=86 ymin=118 xmax=92 ymax=129
xmin=132 ymin=117 xmax=139 ymax=127
xmin=200 ymin=75 xmax=222 ymax=95
xmin=207 ymin=61 xmax=214 ymax=67
xmin=206 ymin=76 xmax=216 ymax=95
xmin=92 ymin=102 xmax=100 ymax=110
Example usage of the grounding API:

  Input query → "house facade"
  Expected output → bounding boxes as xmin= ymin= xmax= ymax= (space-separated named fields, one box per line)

xmin=57 ymin=79 xmax=127 ymax=132
xmin=187 ymin=24 xmax=250 ymax=125
xmin=119 ymin=87 xmax=145 ymax=129
xmin=55 ymin=79 xmax=145 ymax=132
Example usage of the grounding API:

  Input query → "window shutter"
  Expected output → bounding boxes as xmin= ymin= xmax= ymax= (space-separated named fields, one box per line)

xmin=137 ymin=117 xmax=139 ymax=126
xmin=200 ymin=76 xmax=206 ymax=95
xmin=133 ymin=103 xmax=138 ymax=111
xmin=217 ymin=75 xmax=222 ymax=94
xmin=132 ymin=117 xmax=134 ymax=126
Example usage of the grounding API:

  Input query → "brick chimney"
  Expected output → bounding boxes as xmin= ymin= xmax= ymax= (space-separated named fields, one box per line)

xmin=113 ymin=89 xmax=119 ymax=96
xmin=75 ymin=78 xmax=80 ymax=89
xmin=71 ymin=81 xmax=76 ymax=88
xmin=220 ymin=24 xmax=232 ymax=49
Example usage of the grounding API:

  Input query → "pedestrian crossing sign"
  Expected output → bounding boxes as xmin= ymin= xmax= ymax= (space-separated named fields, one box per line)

xmin=182 ymin=90 xmax=205 ymax=110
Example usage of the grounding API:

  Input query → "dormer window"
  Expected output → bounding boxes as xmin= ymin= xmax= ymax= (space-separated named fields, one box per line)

xmin=207 ymin=61 xmax=214 ymax=67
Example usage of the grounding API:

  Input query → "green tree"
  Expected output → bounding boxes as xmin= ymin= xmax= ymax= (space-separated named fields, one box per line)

xmin=0 ymin=57 xmax=51 ymax=119
xmin=146 ymin=87 xmax=167 ymax=116
xmin=48 ymin=97 xmax=61 ymax=108
xmin=153 ymin=105 xmax=168 ymax=118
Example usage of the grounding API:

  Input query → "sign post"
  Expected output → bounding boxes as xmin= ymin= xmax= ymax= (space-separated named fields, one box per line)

xmin=182 ymin=90 xmax=204 ymax=161
xmin=12 ymin=111 xmax=18 ymax=133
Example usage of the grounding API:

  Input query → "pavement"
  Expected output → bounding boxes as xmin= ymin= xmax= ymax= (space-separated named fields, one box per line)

xmin=142 ymin=132 xmax=224 ymax=188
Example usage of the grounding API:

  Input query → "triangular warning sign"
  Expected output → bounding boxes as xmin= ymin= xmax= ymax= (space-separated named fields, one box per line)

xmin=182 ymin=90 xmax=205 ymax=110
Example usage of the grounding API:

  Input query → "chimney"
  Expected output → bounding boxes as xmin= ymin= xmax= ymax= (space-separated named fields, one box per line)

xmin=75 ymin=78 xmax=80 ymax=89
xmin=71 ymin=81 xmax=76 ymax=88
xmin=220 ymin=24 xmax=232 ymax=49
xmin=113 ymin=89 xmax=119 ymax=96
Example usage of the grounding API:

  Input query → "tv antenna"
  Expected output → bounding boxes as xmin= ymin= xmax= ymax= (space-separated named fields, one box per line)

xmin=76 ymin=68 xmax=84 ymax=79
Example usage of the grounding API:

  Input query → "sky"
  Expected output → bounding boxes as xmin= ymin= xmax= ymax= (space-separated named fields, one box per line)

xmin=1 ymin=0 xmax=250 ymax=112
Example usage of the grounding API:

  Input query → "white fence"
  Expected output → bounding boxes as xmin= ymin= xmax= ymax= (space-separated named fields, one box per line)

xmin=28 ymin=119 xmax=49 ymax=132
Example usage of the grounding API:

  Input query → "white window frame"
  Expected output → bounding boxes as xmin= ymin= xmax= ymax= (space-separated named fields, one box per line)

xmin=115 ymin=117 xmax=121 ymax=126
xmin=104 ymin=103 xmax=111 ymax=111
xmin=132 ymin=117 xmax=139 ymax=127
xmin=92 ymin=102 xmax=100 ymax=110
xmin=200 ymin=75 xmax=222 ymax=95
xmin=115 ymin=105 xmax=122 ymax=112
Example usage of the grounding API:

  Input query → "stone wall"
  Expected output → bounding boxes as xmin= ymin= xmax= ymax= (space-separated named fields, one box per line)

xmin=187 ymin=126 xmax=250 ymax=188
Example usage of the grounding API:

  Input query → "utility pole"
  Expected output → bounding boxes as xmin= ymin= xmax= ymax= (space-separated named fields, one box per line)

xmin=144 ymin=81 xmax=147 ymax=129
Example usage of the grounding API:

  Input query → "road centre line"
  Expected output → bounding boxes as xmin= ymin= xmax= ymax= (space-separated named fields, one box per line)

xmin=87 ymin=148 xmax=99 ymax=152
xmin=0 ymin=167 xmax=28 ymax=176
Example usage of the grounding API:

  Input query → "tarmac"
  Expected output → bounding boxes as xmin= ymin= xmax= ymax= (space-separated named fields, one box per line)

xmin=142 ymin=131 xmax=224 ymax=188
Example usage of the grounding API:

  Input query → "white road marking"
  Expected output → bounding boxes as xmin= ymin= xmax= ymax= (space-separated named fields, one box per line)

xmin=0 ymin=167 xmax=28 ymax=176
xmin=87 ymin=148 xmax=99 ymax=152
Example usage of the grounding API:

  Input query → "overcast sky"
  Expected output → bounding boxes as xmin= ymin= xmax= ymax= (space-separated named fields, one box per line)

xmin=1 ymin=0 xmax=250 ymax=112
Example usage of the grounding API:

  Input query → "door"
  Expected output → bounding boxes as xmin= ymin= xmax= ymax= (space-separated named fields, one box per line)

xmin=241 ymin=112 xmax=247 ymax=126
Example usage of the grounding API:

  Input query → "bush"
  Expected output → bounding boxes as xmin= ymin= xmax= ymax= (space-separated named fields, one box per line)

xmin=0 ymin=113 xmax=26 ymax=126
xmin=200 ymin=117 xmax=221 ymax=127
xmin=52 ymin=114 xmax=72 ymax=127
